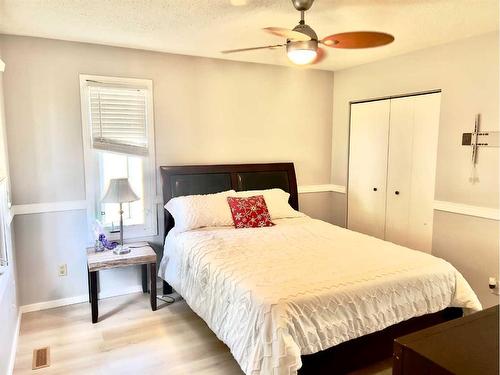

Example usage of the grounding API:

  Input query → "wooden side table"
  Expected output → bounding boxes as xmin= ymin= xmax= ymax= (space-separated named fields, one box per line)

xmin=86 ymin=242 xmax=157 ymax=323
xmin=394 ymin=305 xmax=499 ymax=375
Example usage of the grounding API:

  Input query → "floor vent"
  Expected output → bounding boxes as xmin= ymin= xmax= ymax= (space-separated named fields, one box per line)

xmin=32 ymin=347 xmax=50 ymax=370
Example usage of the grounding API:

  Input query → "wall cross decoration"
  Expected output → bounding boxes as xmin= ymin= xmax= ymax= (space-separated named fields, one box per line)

xmin=462 ymin=114 xmax=499 ymax=183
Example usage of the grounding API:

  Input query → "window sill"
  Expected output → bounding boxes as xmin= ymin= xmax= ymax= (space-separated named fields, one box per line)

xmin=104 ymin=226 xmax=158 ymax=242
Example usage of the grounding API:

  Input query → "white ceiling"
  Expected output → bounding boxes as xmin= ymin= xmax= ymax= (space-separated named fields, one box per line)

xmin=0 ymin=0 xmax=498 ymax=71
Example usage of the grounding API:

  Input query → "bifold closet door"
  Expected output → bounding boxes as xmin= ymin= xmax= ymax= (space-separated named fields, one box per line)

xmin=385 ymin=93 xmax=441 ymax=252
xmin=383 ymin=96 xmax=414 ymax=247
xmin=348 ymin=100 xmax=390 ymax=238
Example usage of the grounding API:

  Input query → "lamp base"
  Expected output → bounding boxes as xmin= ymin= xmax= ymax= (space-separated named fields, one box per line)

xmin=113 ymin=245 xmax=131 ymax=255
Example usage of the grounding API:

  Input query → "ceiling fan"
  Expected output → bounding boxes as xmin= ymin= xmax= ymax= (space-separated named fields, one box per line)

xmin=222 ymin=0 xmax=394 ymax=65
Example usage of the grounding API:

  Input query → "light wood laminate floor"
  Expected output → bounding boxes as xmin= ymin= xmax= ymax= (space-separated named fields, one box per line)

xmin=13 ymin=293 xmax=391 ymax=375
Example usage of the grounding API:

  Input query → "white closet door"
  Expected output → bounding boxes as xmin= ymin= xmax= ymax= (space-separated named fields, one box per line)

xmin=385 ymin=96 xmax=414 ymax=246
xmin=407 ymin=93 xmax=441 ymax=252
xmin=348 ymin=100 xmax=390 ymax=238
xmin=385 ymin=93 xmax=441 ymax=252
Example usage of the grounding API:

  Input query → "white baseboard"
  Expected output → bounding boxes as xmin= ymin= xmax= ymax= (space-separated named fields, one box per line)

xmin=7 ymin=309 xmax=21 ymax=375
xmin=20 ymin=295 xmax=88 ymax=314
xmin=20 ymin=285 xmax=144 ymax=314
xmin=98 ymin=285 xmax=144 ymax=300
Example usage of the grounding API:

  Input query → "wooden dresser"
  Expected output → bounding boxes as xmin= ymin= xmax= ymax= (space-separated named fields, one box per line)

xmin=393 ymin=305 xmax=499 ymax=375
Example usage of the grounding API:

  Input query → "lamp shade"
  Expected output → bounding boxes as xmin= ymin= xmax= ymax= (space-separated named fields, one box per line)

xmin=101 ymin=178 xmax=139 ymax=204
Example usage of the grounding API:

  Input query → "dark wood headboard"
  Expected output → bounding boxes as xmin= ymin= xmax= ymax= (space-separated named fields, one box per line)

xmin=160 ymin=162 xmax=298 ymax=237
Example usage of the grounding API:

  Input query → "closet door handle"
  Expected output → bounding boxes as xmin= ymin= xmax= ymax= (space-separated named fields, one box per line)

xmin=373 ymin=187 xmax=378 ymax=192
xmin=395 ymin=191 xmax=400 ymax=195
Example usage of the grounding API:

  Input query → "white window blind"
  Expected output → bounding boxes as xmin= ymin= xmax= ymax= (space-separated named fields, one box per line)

xmin=88 ymin=83 xmax=149 ymax=156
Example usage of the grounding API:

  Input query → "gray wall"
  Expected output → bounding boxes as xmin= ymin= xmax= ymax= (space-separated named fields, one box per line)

xmin=331 ymin=32 xmax=499 ymax=307
xmin=12 ymin=209 xmax=148 ymax=305
xmin=0 ymin=35 xmax=335 ymax=306
xmin=1 ymin=32 xmax=497 ymax=312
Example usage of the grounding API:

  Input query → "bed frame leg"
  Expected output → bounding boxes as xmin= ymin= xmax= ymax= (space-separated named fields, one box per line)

xmin=163 ymin=280 xmax=173 ymax=295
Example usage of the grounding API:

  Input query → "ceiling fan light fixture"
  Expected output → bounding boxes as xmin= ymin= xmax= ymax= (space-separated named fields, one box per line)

xmin=230 ymin=0 xmax=247 ymax=6
xmin=287 ymin=49 xmax=317 ymax=65
xmin=221 ymin=0 xmax=394 ymax=66
xmin=286 ymin=40 xmax=318 ymax=65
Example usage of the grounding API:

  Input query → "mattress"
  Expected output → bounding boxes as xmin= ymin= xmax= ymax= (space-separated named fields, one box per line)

xmin=158 ymin=217 xmax=481 ymax=375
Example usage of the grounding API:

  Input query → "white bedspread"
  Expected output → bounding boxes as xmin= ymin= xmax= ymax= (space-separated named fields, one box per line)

xmin=159 ymin=217 xmax=481 ymax=375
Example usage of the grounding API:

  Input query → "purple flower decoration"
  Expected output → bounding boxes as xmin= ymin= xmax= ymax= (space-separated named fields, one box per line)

xmin=99 ymin=234 xmax=118 ymax=250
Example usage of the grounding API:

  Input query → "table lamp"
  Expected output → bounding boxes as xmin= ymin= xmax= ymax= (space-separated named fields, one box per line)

xmin=101 ymin=178 xmax=139 ymax=255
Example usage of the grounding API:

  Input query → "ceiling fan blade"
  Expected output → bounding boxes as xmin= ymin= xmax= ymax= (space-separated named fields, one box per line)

xmin=321 ymin=32 xmax=394 ymax=49
xmin=221 ymin=44 xmax=285 ymax=54
xmin=311 ymin=47 xmax=327 ymax=64
xmin=263 ymin=27 xmax=311 ymax=41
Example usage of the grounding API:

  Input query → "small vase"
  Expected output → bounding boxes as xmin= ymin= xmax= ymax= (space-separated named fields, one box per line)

xmin=95 ymin=239 xmax=105 ymax=252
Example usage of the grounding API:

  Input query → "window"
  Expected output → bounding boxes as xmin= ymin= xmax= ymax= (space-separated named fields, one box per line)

xmin=80 ymin=75 xmax=157 ymax=240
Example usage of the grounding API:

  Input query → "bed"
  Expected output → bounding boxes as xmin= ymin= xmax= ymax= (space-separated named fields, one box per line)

xmin=158 ymin=163 xmax=481 ymax=375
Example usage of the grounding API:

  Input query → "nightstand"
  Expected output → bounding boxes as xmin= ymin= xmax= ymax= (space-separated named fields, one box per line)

xmin=394 ymin=305 xmax=499 ymax=375
xmin=86 ymin=242 xmax=157 ymax=323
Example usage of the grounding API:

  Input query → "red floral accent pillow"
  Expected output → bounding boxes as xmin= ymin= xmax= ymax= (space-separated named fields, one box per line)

xmin=227 ymin=195 xmax=274 ymax=229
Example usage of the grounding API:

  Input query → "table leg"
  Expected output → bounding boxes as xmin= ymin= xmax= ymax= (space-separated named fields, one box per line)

xmin=90 ymin=270 xmax=99 ymax=323
xmin=150 ymin=263 xmax=157 ymax=311
xmin=141 ymin=264 xmax=148 ymax=293
xmin=163 ymin=281 xmax=172 ymax=295
xmin=87 ymin=266 xmax=91 ymax=303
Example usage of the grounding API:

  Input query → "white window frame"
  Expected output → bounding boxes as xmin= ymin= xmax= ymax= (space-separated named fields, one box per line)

xmin=80 ymin=74 xmax=157 ymax=241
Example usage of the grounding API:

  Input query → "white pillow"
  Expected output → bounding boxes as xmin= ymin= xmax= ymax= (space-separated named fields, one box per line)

xmin=165 ymin=190 xmax=236 ymax=232
xmin=233 ymin=188 xmax=304 ymax=219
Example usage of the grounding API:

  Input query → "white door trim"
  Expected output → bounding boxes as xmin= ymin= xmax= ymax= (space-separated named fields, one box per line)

xmin=7 ymin=310 xmax=21 ymax=375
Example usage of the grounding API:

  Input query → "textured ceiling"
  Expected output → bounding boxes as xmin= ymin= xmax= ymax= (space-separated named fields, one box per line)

xmin=0 ymin=0 xmax=498 ymax=71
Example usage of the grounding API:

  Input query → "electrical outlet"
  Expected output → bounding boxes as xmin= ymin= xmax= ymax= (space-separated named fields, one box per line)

xmin=58 ymin=264 xmax=67 ymax=277
xmin=489 ymin=276 xmax=499 ymax=295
